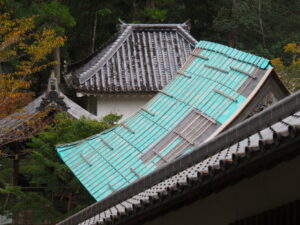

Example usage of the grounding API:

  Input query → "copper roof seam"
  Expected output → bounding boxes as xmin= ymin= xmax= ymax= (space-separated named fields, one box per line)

xmin=177 ymin=70 xmax=191 ymax=78
xmin=191 ymin=53 xmax=209 ymax=60
xmin=158 ymin=90 xmax=173 ymax=98
xmin=152 ymin=150 xmax=168 ymax=163
xmin=140 ymin=107 xmax=155 ymax=117
xmin=204 ymin=64 xmax=229 ymax=74
xmin=230 ymin=66 xmax=256 ymax=79
xmin=119 ymin=123 xmax=135 ymax=134
xmin=100 ymin=138 xmax=114 ymax=150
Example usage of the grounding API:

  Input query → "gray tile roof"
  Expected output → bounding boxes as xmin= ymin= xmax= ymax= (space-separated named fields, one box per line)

xmin=0 ymin=76 xmax=98 ymax=147
xmin=69 ymin=23 xmax=197 ymax=93
xmin=57 ymin=90 xmax=300 ymax=225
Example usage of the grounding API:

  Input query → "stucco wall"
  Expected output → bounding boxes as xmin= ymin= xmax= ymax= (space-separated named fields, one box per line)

xmin=145 ymin=154 xmax=300 ymax=225
xmin=96 ymin=94 xmax=154 ymax=121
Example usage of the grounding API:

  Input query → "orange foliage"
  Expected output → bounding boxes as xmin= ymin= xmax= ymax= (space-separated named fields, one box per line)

xmin=0 ymin=13 xmax=65 ymax=119
xmin=271 ymin=43 xmax=300 ymax=91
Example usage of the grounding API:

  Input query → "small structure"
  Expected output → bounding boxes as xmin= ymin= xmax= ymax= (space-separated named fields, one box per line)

xmin=0 ymin=74 xmax=97 ymax=147
xmin=56 ymin=41 xmax=289 ymax=202
xmin=58 ymin=90 xmax=300 ymax=225
xmin=66 ymin=22 xmax=197 ymax=119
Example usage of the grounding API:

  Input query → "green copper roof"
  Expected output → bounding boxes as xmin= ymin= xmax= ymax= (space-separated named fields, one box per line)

xmin=56 ymin=41 xmax=272 ymax=201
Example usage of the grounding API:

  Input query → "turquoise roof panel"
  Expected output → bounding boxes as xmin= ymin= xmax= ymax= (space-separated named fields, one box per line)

xmin=56 ymin=41 xmax=273 ymax=201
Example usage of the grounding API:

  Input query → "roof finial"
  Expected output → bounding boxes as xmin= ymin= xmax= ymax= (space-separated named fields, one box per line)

xmin=182 ymin=19 xmax=191 ymax=31
xmin=117 ymin=18 xmax=128 ymax=32
xmin=118 ymin=18 xmax=126 ymax=25
xmin=48 ymin=71 xmax=58 ymax=93
xmin=63 ymin=60 xmax=68 ymax=74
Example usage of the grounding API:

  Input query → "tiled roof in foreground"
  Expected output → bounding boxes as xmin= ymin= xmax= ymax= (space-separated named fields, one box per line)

xmin=56 ymin=41 xmax=274 ymax=202
xmin=69 ymin=22 xmax=197 ymax=93
xmin=58 ymin=90 xmax=300 ymax=225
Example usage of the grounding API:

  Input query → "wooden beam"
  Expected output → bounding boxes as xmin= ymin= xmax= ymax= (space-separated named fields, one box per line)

xmin=214 ymin=89 xmax=237 ymax=102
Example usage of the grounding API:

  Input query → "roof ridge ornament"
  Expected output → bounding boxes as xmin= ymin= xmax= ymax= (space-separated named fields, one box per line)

xmin=48 ymin=71 xmax=58 ymax=93
xmin=117 ymin=18 xmax=128 ymax=32
xmin=37 ymin=71 xmax=69 ymax=111
xmin=182 ymin=19 xmax=191 ymax=31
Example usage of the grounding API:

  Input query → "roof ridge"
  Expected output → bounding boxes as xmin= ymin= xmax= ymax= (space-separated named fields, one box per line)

xmin=76 ymin=22 xmax=197 ymax=86
xmin=119 ymin=22 xmax=190 ymax=29
xmin=67 ymin=32 xmax=120 ymax=70
xmin=175 ymin=24 xmax=197 ymax=46
xmin=69 ymin=22 xmax=192 ymax=71
xmin=196 ymin=41 xmax=271 ymax=70
xmin=78 ymin=25 xmax=133 ymax=84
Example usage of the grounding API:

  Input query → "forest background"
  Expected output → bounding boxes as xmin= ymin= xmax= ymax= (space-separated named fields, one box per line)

xmin=0 ymin=0 xmax=299 ymax=224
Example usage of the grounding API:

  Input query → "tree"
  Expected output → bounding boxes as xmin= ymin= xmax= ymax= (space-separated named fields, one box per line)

xmin=31 ymin=0 xmax=75 ymax=83
xmin=0 ymin=12 xmax=65 ymax=119
xmin=271 ymin=43 xmax=300 ymax=92
xmin=0 ymin=112 xmax=121 ymax=223
xmin=213 ymin=0 xmax=300 ymax=58
xmin=90 ymin=8 xmax=112 ymax=54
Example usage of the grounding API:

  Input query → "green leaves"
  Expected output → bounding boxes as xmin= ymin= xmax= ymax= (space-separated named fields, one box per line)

xmin=0 ymin=112 xmax=120 ymax=222
xmin=32 ymin=1 xmax=75 ymax=34
xmin=103 ymin=113 xmax=122 ymax=126
xmin=97 ymin=8 xmax=112 ymax=16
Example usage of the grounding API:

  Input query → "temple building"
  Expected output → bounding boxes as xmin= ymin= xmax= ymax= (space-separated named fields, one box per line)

xmin=65 ymin=22 xmax=197 ymax=120
xmin=58 ymin=90 xmax=300 ymax=225
xmin=56 ymin=41 xmax=289 ymax=204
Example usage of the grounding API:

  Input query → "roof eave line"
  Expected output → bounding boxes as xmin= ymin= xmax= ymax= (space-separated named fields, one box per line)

xmin=79 ymin=25 xmax=133 ymax=84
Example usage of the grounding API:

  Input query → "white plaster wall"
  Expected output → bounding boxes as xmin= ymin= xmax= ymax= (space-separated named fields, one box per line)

xmin=145 ymin=154 xmax=300 ymax=225
xmin=96 ymin=94 xmax=154 ymax=121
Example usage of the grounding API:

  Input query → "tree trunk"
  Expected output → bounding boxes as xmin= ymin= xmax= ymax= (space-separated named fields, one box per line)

xmin=258 ymin=0 xmax=266 ymax=47
xmin=183 ymin=0 xmax=195 ymax=29
xmin=53 ymin=47 xmax=61 ymax=85
xmin=146 ymin=0 xmax=155 ymax=8
xmin=132 ymin=0 xmax=137 ymax=16
xmin=12 ymin=154 xmax=20 ymax=225
xmin=90 ymin=12 xmax=98 ymax=54
xmin=0 ymin=62 xmax=3 ymax=74
xmin=67 ymin=193 xmax=72 ymax=212
xmin=12 ymin=154 xmax=19 ymax=186
xmin=229 ymin=0 xmax=238 ymax=47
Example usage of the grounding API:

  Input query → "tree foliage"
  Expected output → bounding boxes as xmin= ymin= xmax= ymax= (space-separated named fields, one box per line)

xmin=0 ymin=113 xmax=121 ymax=223
xmin=0 ymin=0 xmax=299 ymax=223
xmin=271 ymin=43 xmax=300 ymax=91
xmin=0 ymin=12 xmax=65 ymax=119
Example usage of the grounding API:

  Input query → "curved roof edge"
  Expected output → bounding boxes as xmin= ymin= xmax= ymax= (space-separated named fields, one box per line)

xmin=57 ymin=90 xmax=300 ymax=225
xmin=68 ymin=22 xmax=197 ymax=93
